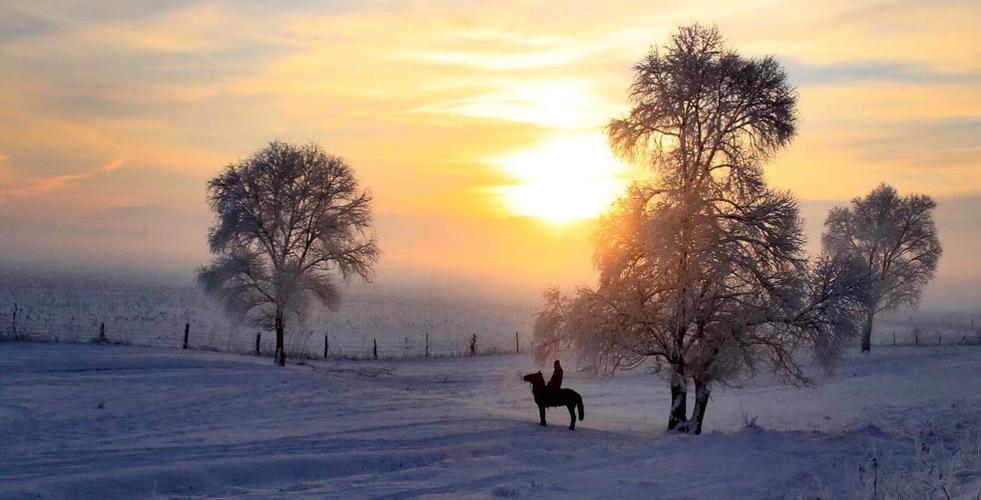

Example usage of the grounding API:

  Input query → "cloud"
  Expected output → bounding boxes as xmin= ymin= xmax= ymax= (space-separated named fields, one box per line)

xmin=413 ymin=79 xmax=609 ymax=129
xmin=0 ymin=5 xmax=49 ymax=42
xmin=845 ymin=118 xmax=981 ymax=168
xmin=786 ymin=60 xmax=981 ymax=86
xmin=0 ymin=173 xmax=83 ymax=200
xmin=0 ymin=158 xmax=125 ymax=202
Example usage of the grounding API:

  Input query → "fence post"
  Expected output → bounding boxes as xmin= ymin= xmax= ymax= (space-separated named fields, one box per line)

xmin=373 ymin=338 xmax=378 ymax=360
xmin=469 ymin=334 xmax=477 ymax=356
xmin=100 ymin=322 xmax=105 ymax=341
xmin=324 ymin=333 xmax=329 ymax=358
xmin=515 ymin=331 xmax=519 ymax=354
xmin=183 ymin=323 xmax=189 ymax=349
xmin=255 ymin=333 xmax=261 ymax=356
xmin=425 ymin=333 xmax=430 ymax=358
xmin=10 ymin=302 xmax=17 ymax=340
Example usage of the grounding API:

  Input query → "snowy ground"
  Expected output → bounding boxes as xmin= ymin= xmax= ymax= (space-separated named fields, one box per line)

xmin=2 ymin=343 xmax=980 ymax=499
xmin=0 ymin=268 xmax=537 ymax=359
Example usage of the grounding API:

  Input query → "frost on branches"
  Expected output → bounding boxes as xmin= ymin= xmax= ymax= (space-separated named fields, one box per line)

xmin=197 ymin=141 xmax=379 ymax=367
xmin=532 ymin=24 xmax=866 ymax=434
xmin=822 ymin=184 xmax=942 ymax=353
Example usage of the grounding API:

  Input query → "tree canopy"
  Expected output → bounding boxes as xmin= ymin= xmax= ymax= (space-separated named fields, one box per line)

xmin=198 ymin=141 xmax=379 ymax=366
xmin=822 ymin=183 xmax=941 ymax=352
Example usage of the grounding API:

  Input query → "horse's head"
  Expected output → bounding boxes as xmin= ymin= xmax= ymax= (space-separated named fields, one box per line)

xmin=522 ymin=371 xmax=544 ymax=386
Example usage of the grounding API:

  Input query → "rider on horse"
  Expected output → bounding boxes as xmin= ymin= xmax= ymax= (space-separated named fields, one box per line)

xmin=546 ymin=360 xmax=563 ymax=402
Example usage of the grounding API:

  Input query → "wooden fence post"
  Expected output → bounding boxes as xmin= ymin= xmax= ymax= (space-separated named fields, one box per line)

xmin=183 ymin=323 xmax=189 ymax=349
xmin=373 ymin=338 xmax=378 ymax=360
xmin=324 ymin=333 xmax=329 ymax=358
xmin=425 ymin=333 xmax=430 ymax=358
xmin=100 ymin=322 xmax=105 ymax=341
xmin=515 ymin=331 xmax=519 ymax=354
xmin=10 ymin=302 xmax=17 ymax=340
xmin=255 ymin=333 xmax=261 ymax=356
xmin=469 ymin=334 xmax=477 ymax=356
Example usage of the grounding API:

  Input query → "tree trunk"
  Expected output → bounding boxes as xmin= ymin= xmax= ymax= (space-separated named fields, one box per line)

xmin=667 ymin=364 xmax=688 ymax=431
xmin=861 ymin=309 xmax=875 ymax=353
xmin=275 ymin=309 xmax=286 ymax=367
xmin=690 ymin=379 xmax=711 ymax=435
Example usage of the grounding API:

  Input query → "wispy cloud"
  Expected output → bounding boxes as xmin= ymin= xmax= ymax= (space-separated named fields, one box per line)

xmin=0 ymin=158 xmax=125 ymax=202
xmin=786 ymin=60 xmax=981 ymax=86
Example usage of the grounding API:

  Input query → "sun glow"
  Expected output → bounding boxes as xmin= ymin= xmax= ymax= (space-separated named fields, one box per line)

xmin=493 ymin=133 xmax=632 ymax=224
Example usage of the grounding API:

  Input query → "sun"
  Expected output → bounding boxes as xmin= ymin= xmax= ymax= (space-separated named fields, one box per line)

xmin=492 ymin=133 xmax=631 ymax=224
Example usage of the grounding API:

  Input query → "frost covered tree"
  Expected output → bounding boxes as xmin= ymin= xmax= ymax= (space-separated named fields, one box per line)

xmin=198 ymin=141 xmax=379 ymax=366
xmin=822 ymin=184 xmax=941 ymax=352
xmin=533 ymin=24 xmax=864 ymax=434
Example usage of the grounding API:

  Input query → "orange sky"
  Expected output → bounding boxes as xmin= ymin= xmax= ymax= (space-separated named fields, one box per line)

xmin=0 ymin=1 xmax=978 ymax=307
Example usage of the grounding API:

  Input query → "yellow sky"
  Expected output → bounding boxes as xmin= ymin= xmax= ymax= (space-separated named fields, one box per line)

xmin=0 ymin=0 xmax=978 ymax=305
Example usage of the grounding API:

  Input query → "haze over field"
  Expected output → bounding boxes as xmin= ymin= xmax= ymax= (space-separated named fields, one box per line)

xmin=1 ymin=1 xmax=979 ymax=309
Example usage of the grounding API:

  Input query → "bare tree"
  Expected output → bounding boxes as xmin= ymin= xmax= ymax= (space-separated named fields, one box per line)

xmin=822 ymin=184 xmax=942 ymax=352
xmin=533 ymin=24 xmax=864 ymax=434
xmin=198 ymin=141 xmax=379 ymax=366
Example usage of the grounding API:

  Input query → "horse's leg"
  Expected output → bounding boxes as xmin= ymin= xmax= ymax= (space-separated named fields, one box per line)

xmin=567 ymin=404 xmax=576 ymax=430
xmin=538 ymin=405 xmax=547 ymax=426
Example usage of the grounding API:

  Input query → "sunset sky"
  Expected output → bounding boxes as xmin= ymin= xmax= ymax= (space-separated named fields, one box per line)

xmin=0 ymin=1 xmax=978 ymax=307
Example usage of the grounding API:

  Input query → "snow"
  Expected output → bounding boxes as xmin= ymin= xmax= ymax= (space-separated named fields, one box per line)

xmin=2 ymin=343 xmax=980 ymax=499
xmin=0 ymin=269 xmax=535 ymax=358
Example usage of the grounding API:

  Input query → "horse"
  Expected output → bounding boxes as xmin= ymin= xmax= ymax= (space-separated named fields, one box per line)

xmin=522 ymin=371 xmax=584 ymax=430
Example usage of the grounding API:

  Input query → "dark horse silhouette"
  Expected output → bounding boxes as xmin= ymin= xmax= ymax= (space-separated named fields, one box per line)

xmin=522 ymin=371 xmax=584 ymax=430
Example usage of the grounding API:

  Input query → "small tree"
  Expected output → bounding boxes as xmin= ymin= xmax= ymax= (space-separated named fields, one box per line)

xmin=198 ymin=141 xmax=379 ymax=366
xmin=822 ymin=184 xmax=942 ymax=352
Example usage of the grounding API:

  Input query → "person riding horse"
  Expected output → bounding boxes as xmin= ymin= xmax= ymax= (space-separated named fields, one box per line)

xmin=522 ymin=360 xmax=583 ymax=430
xmin=546 ymin=360 xmax=563 ymax=402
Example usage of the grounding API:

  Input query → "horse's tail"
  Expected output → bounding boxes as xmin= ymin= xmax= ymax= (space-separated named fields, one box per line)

xmin=576 ymin=393 xmax=584 ymax=421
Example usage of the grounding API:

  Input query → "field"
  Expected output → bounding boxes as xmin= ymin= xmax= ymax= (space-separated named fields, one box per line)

xmin=0 ymin=269 xmax=536 ymax=359
xmin=2 ymin=342 xmax=980 ymax=499
xmin=2 ymin=269 xmax=977 ymax=363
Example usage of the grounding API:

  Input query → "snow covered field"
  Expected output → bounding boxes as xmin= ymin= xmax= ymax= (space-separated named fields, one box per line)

xmin=0 ymin=268 xmax=535 ymax=358
xmin=2 ymin=343 xmax=980 ymax=499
